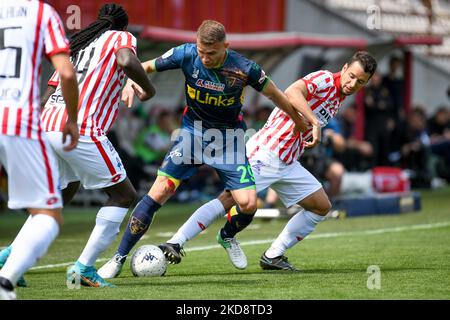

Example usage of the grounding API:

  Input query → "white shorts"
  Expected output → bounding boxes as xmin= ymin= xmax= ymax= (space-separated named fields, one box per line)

xmin=45 ymin=132 xmax=127 ymax=190
xmin=248 ymin=145 xmax=322 ymax=208
xmin=0 ymin=135 xmax=62 ymax=209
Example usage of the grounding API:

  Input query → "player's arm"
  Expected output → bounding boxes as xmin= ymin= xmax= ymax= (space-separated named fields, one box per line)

xmin=285 ymin=79 xmax=321 ymax=149
xmin=142 ymin=59 xmax=157 ymax=74
xmin=261 ymin=80 xmax=308 ymax=132
xmin=41 ymin=85 xmax=57 ymax=109
xmin=49 ymin=53 xmax=79 ymax=151
xmin=121 ymin=58 xmax=157 ymax=108
xmin=116 ymin=48 xmax=156 ymax=108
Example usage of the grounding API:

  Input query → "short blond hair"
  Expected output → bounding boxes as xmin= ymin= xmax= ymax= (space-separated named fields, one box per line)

xmin=197 ymin=20 xmax=226 ymax=45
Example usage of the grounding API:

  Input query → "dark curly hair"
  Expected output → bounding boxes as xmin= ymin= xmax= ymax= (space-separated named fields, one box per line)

xmin=69 ymin=3 xmax=128 ymax=58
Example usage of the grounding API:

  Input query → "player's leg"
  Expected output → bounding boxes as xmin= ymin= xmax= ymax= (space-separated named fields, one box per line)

xmin=215 ymin=188 xmax=257 ymax=270
xmin=261 ymin=162 xmax=330 ymax=271
xmin=99 ymin=131 xmax=197 ymax=277
xmin=208 ymin=155 xmax=258 ymax=269
xmin=70 ymin=178 xmax=137 ymax=286
xmin=62 ymin=181 xmax=81 ymax=205
xmin=0 ymin=181 xmax=78 ymax=289
xmin=0 ymin=136 xmax=62 ymax=298
xmin=0 ymin=215 xmax=33 ymax=288
xmin=45 ymin=133 xmax=132 ymax=285
xmin=161 ymin=191 xmax=235 ymax=264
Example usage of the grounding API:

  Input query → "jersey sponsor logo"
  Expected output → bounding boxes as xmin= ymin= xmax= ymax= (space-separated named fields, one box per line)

xmin=106 ymin=139 xmax=114 ymax=152
xmin=168 ymin=148 xmax=182 ymax=159
xmin=115 ymin=157 xmax=123 ymax=170
xmin=221 ymin=69 xmax=248 ymax=82
xmin=46 ymin=196 xmax=59 ymax=205
xmin=197 ymin=221 xmax=206 ymax=231
xmin=195 ymin=79 xmax=225 ymax=92
xmin=111 ymin=174 xmax=122 ymax=183
xmin=129 ymin=216 xmax=148 ymax=234
xmin=316 ymin=107 xmax=332 ymax=125
xmin=0 ymin=87 xmax=21 ymax=100
xmin=225 ymin=77 xmax=237 ymax=87
xmin=192 ymin=68 xmax=199 ymax=79
xmin=48 ymin=93 xmax=65 ymax=105
xmin=186 ymin=84 xmax=235 ymax=107
xmin=258 ymin=70 xmax=267 ymax=84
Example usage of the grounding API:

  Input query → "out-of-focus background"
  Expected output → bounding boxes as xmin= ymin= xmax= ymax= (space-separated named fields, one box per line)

xmin=0 ymin=0 xmax=449 ymax=300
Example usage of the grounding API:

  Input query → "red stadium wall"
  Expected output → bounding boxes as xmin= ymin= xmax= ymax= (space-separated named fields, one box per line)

xmin=44 ymin=0 xmax=285 ymax=33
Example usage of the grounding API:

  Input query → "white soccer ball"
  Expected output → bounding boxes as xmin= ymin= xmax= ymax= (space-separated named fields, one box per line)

xmin=130 ymin=245 xmax=167 ymax=277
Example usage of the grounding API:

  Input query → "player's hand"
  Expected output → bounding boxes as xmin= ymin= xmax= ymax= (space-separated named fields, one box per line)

xmin=121 ymin=79 xmax=136 ymax=108
xmin=131 ymin=83 xmax=153 ymax=102
xmin=293 ymin=116 xmax=309 ymax=134
xmin=62 ymin=120 xmax=79 ymax=151
xmin=304 ymin=123 xmax=321 ymax=149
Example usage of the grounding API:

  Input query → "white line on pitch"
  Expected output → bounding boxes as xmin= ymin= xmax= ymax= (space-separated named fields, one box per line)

xmin=29 ymin=221 xmax=450 ymax=271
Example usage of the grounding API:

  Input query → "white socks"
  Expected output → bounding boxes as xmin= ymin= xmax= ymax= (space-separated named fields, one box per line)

xmin=10 ymin=215 xmax=33 ymax=249
xmin=77 ymin=207 xmax=128 ymax=267
xmin=167 ymin=199 xmax=226 ymax=246
xmin=265 ymin=209 xmax=325 ymax=259
xmin=0 ymin=214 xmax=59 ymax=286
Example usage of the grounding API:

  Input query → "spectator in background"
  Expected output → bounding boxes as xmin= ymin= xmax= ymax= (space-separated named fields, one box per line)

xmin=301 ymin=119 xmax=345 ymax=200
xmin=253 ymin=105 xmax=273 ymax=131
xmin=364 ymin=71 xmax=395 ymax=166
xmin=427 ymin=106 xmax=450 ymax=182
xmin=382 ymin=55 xmax=404 ymax=123
xmin=134 ymin=109 xmax=175 ymax=166
xmin=336 ymin=105 xmax=373 ymax=171
xmin=394 ymin=106 xmax=432 ymax=188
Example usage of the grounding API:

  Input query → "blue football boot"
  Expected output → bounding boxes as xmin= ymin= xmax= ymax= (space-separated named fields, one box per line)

xmin=66 ymin=261 xmax=115 ymax=288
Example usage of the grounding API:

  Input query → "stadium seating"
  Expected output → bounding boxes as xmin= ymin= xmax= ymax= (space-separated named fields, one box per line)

xmin=322 ymin=0 xmax=450 ymax=58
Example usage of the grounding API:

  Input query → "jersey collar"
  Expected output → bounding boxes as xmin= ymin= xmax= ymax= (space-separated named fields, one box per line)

xmin=333 ymin=72 xmax=344 ymax=101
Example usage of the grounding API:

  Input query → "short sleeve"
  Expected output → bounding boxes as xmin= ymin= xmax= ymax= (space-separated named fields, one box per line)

xmin=43 ymin=5 xmax=70 ymax=58
xmin=47 ymin=71 xmax=60 ymax=87
xmin=154 ymin=44 xmax=186 ymax=71
xmin=247 ymin=62 xmax=269 ymax=92
xmin=114 ymin=31 xmax=137 ymax=55
xmin=301 ymin=71 xmax=334 ymax=100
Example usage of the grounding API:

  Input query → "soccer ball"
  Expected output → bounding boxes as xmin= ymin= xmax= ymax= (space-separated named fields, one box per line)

xmin=130 ymin=245 xmax=167 ymax=277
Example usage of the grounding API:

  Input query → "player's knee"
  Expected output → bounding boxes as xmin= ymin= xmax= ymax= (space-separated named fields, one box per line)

xmin=327 ymin=162 xmax=345 ymax=180
xmin=238 ymin=198 xmax=257 ymax=214
xmin=154 ymin=176 xmax=181 ymax=198
xmin=219 ymin=191 xmax=235 ymax=212
xmin=315 ymin=199 xmax=332 ymax=216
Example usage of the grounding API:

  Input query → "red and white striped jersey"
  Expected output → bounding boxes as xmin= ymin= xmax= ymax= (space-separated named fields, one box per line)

xmin=0 ymin=0 xmax=69 ymax=140
xmin=248 ymin=70 xmax=345 ymax=164
xmin=42 ymin=30 xmax=136 ymax=138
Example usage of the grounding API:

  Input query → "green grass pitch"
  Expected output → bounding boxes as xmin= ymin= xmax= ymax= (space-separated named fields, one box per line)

xmin=0 ymin=187 xmax=449 ymax=300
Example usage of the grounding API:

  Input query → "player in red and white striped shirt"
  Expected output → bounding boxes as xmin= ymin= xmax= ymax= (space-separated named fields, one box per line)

xmin=1 ymin=4 xmax=155 ymax=290
xmin=158 ymin=52 xmax=377 ymax=271
xmin=43 ymin=4 xmax=154 ymax=288
xmin=0 ymin=0 xmax=78 ymax=299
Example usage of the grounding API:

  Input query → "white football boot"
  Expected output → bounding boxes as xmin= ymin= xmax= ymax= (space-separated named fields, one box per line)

xmin=97 ymin=253 xmax=125 ymax=279
xmin=216 ymin=231 xmax=247 ymax=269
